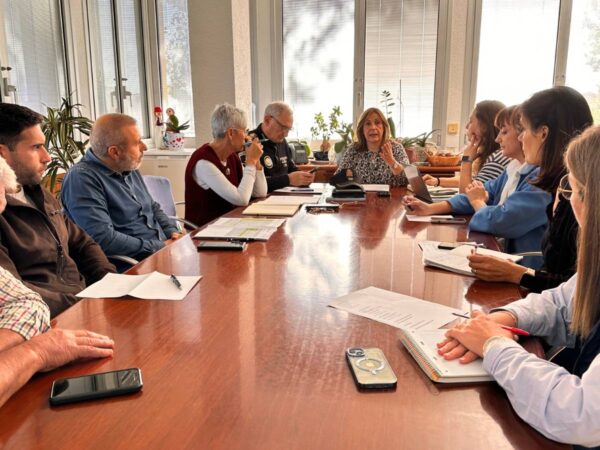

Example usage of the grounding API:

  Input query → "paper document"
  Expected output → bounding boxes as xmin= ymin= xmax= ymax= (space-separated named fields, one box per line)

xmin=77 ymin=271 xmax=201 ymax=301
xmin=194 ymin=217 xmax=284 ymax=240
xmin=419 ymin=241 xmax=522 ymax=277
xmin=361 ymin=184 xmax=390 ymax=192
xmin=274 ymin=184 xmax=325 ymax=194
xmin=405 ymin=214 xmax=453 ymax=223
xmin=328 ymin=286 xmax=463 ymax=331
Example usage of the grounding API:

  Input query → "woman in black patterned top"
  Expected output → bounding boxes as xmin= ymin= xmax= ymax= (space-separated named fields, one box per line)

xmin=335 ymin=107 xmax=409 ymax=186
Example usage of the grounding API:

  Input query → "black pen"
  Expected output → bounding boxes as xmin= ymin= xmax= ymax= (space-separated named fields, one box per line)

xmin=170 ymin=274 xmax=182 ymax=290
xmin=452 ymin=312 xmax=470 ymax=319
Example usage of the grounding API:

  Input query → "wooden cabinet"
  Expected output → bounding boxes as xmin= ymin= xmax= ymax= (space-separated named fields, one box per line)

xmin=139 ymin=149 xmax=194 ymax=217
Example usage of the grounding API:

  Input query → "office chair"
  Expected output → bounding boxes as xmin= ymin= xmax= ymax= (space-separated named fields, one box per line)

xmin=142 ymin=175 xmax=198 ymax=231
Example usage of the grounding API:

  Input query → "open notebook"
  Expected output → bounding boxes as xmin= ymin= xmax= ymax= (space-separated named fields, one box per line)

xmin=399 ymin=328 xmax=493 ymax=383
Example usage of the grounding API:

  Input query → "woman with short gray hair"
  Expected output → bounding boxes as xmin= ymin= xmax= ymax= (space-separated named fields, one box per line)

xmin=184 ymin=104 xmax=267 ymax=227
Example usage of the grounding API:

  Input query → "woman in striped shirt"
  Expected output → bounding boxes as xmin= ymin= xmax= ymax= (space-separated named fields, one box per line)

xmin=424 ymin=100 xmax=510 ymax=192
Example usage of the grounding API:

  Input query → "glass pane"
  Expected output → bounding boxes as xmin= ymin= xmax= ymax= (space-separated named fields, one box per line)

xmin=476 ymin=0 xmax=559 ymax=105
xmin=3 ymin=0 xmax=67 ymax=112
xmin=364 ymin=0 xmax=438 ymax=137
xmin=87 ymin=0 xmax=149 ymax=136
xmin=87 ymin=0 xmax=119 ymax=116
xmin=565 ymin=0 xmax=600 ymax=124
xmin=283 ymin=0 xmax=354 ymax=140
xmin=156 ymin=0 xmax=195 ymax=136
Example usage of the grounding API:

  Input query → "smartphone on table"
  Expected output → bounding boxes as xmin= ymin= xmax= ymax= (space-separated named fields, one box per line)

xmin=49 ymin=368 xmax=143 ymax=406
xmin=430 ymin=217 xmax=467 ymax=224
xmin=346 ymin=347 xmax=397 ymax=389
xmin=195 ymin=240 xmax=247 ymax=251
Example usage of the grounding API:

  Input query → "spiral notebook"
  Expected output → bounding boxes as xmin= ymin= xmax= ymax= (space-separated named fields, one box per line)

xmin=399 ymin=328 xmax=494 ymax=383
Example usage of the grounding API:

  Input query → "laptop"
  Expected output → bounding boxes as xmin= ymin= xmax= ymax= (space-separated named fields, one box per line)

xmin=404 ymin=165 xmax=455 ymax=203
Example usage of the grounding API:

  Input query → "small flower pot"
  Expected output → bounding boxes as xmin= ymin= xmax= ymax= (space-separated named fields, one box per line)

xmin=163 ymin=132 xmax=185 ymax=150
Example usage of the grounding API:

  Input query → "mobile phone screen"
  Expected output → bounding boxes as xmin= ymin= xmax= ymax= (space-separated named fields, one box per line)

xmin=50 ymin=368 xmax=143 ymax=405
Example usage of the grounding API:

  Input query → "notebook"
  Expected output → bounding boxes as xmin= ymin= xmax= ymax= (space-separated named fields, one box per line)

xmin=399 ymin=328 xmax=493 ymax=383
xmin=419 ymin=241 xmax=522 ymax=277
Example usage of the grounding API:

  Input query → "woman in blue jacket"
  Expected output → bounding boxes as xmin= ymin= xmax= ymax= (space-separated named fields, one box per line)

xmin=403 ymin=105 xmax=552 ymax=268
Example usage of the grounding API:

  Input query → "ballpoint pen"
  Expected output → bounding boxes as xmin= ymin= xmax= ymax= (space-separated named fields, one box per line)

xmin=170 ymin=274 xmax=182 ymax=290
xmin=451 ymin=312 xmax=530 ymax=336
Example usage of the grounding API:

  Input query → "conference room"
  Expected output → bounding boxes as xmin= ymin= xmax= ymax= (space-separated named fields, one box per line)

xmin=0 ymin=1 xmax=599 ymax=448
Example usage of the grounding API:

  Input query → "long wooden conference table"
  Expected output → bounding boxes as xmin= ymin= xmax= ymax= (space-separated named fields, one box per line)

xmin=0 ymin=187 xmax=568 ymax=449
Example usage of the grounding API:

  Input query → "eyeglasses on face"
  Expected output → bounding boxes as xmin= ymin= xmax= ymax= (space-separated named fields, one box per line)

xmin=270 ymin=115 xmax=293 ymax=132
xmin=557 ymin=174 xmax=573 ymax=200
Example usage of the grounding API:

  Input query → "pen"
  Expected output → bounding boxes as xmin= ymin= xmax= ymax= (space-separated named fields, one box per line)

xmin=170 ymin=274 xmax=182 ymax=290
xmin=292 ymin=188 xmax=314 ymax=192
xmin=451 ymin=313 xmax=530 ymax=336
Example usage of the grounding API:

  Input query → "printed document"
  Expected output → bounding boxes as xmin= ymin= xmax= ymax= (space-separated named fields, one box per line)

xmin=328 ymin=286 xmax=463 ymax=331
xmin=194 ymin=217 xmax=284 ymax=240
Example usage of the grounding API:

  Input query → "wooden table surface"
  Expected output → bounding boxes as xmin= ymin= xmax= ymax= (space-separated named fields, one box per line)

xmin=0 ymin=188 xmax=568 ymax=450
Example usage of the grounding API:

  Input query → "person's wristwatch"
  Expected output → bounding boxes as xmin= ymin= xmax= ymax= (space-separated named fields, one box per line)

xmin=461 ymin=155 xmax=472 ymax=164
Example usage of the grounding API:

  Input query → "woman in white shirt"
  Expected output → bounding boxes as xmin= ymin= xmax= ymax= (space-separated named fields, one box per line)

xmin=184 ymin=103 xmax=267 ymax=226
xmin=438 ymin=124 xmax=600 ymax=448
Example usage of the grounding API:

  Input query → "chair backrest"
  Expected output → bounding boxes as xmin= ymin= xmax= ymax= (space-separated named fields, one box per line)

xmin=142 ymin=175 xmax=177 ymax=217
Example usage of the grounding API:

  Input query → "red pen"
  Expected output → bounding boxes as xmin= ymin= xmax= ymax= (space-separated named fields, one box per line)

xmin=501 ymin=326 xmax=530 ymax=337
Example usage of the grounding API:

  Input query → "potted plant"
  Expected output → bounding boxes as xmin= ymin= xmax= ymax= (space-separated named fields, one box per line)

xmin=333 ymin=120 xmax=354 ymax=163
xmin=400 ymin=130 xmax=437 ymax=163
xmin=163 ymin=108 xmax=190 ymax=150
xmin=380 ymin=90 xmax=396 ymax=139
xmin=42 ymin=97 xmax=93 ymax=195
xmin=310 ymin=106 xmax=343 ymax=160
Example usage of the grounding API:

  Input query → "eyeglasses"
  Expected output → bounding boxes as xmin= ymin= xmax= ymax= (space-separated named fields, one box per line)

xmin=557 ymin=174 xmax=573 ymax=200
xmin=270 ymin=115 xmax=293 ymax=132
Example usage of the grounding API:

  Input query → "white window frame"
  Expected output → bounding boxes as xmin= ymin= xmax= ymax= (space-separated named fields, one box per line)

xmin=251 ymin=0 xmax=450 ymax=145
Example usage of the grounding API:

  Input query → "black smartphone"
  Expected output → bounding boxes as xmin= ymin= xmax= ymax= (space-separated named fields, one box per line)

xmin=377 ymin=191 xmax=391 ymax=197
xmin=437 ymin=242 xmax=460 ymax=250
xmin=49 ymin=368 xmax=143 ymax=406
xmin=196 ymin=240 xmax=247 ymax=251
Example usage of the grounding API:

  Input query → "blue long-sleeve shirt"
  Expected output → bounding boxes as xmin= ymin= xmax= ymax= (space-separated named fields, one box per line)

xmin=61 ymin=150 xmax=178 ymax=261
xmin=447 ymin=164 xmax=551 ymax=268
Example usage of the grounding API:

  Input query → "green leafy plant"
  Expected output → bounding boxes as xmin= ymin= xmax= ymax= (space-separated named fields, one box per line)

xmin=166 ymin=114 xmax=190 ymax=133
xmin=380 ymin=90 xmax=396 ymax=139
xmin=334 ymin=121 xmax=354 ymax=153
xmin=400 ymin=130 xmax=437 ymax=148
xmin=310 ymin=106 xmax=343 ymax=150
xmin=42 ymin=97 xmax=93 ymax=195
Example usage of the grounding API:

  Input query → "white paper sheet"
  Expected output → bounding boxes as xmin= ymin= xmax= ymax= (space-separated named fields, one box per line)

xmin=328 ymin=286 xmax=462 ymax=331
xmin=274 ymin=184 xmax=325 ymax=194
xmin=261 ymin=195 xmax=320 ymax=205
xmin=361 ymin=184 xmax=390 ymax=192
xmin=194 ymin=217 xmax=284 ymax=240
xmin=77 ymin=271 xmax=202 ymax=301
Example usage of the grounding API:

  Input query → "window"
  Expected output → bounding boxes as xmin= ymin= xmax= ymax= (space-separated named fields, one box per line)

xmin=87 ymin=0 xmax=149 ymax=136
xmin=282 ymin=0 xmax=355 ymax=140
xmin=475 ymin=0 xmax=560 ymax=105
xmin=156 ymin=0 xmax=195 ymax=136
xmin=565 ymin=0 xmax=600 ymax=123
xmin=1 ymin=0 xmax=68 ymax=112
xmin=364 ymin=0 xmax=439 ymax=137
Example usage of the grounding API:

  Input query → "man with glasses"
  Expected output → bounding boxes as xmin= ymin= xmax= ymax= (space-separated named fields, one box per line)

xmin=249 ymin=102 xmax=314 ymax=192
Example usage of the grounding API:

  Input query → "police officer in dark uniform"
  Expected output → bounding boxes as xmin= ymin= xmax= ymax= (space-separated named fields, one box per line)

xmin=249 ymin=102 xmax=314 ymax=192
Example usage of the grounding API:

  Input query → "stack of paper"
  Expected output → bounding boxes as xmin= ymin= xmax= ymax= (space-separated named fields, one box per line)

xmin=361 ymin=184 xmax=390 ymax=192
xmin=194 ymin=217 xmax=285 ymax=241
xmin=242 ymin=195 xmax=320 ymax=216
xmin=77 ymin=271 xmax=201 ymax=301
xmin=419 ymin=241 xmax=522 ymax=277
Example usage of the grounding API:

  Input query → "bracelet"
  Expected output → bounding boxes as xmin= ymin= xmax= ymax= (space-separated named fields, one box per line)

xmin=435 ymin=177 xmax=440 ymax=187
xmin=461 ymin=155 xmax=472 ymax=164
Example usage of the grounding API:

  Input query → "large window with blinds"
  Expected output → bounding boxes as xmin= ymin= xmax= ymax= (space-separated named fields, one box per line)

xmin=364 ymin=0 xmax=438 ymax=137
xmin=282 ymin=0 xmax=439 ymax=140
xmin=87 ymin=0 xmax=149 ymax=136
xmin=475 ymin=0 xmax=560 ymax=105
xmin=282 ymin=0 xmax=355 ymax=140
xmin=1 ymin=0 xmax=68 ymax=113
